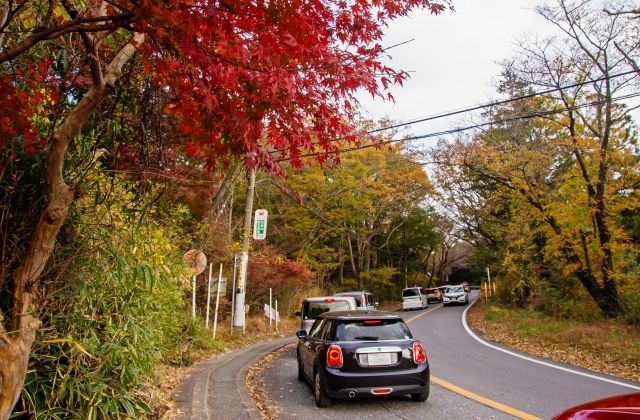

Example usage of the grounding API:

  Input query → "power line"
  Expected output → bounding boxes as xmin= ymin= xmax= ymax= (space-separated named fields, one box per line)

xmin=368 ymin=69 xmax=638 ymax=134
xmin=276 ymin=90 xmax=640 ymax=162
xmin=269 ymin=69 xmax=637 ymax=156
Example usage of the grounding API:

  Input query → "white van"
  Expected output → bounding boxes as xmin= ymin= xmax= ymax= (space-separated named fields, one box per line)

xmin=333 ymin=290 xmax=378 ymax=311
xmin=402 ymin=287 xmax=428 ymax=311
xmin=296 ymin=296 xmax=357 ymax=333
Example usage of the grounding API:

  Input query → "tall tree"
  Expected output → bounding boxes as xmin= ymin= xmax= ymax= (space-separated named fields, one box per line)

xmin=0 ymin=0 xmax=451 ymax=415
xmin=431 ymin=0 xmax=640 ymax=317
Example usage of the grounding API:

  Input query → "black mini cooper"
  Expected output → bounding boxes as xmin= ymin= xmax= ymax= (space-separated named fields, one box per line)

xmin=296 ymin=310 xmax=430 ymax=408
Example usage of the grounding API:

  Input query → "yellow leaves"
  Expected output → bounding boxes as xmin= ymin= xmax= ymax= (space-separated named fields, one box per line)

xmin=43 ymin=337 xmax=96 ymax=360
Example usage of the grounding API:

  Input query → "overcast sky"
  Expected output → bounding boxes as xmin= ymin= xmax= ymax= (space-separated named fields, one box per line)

xmin=357 ymin=0 xmax=560 ymax=136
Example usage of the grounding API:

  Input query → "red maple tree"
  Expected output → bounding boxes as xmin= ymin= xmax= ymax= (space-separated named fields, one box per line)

xmin=0 ymin=0 xmax=450 ymax=415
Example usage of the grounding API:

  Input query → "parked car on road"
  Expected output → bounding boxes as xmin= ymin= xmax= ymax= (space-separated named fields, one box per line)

xmin=296 ymin=296 xmax=357 ymax=333
xmin=402 ymin=287 xmax=428 ymax=311
xmin=296 ymin=310 xmax=430 ymax=407
xmin=442 ymin=285 xmax=469 ymax=306
xmin=424 ymin=287 xmax=443 ymax=303
xmin=552 ymin=391 xmax=640 ymax=419
xmin=334 ymin=291 xmax=377 ymax=311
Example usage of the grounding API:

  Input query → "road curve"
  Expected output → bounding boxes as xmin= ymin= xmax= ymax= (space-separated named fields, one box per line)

xmin=259 ymin=292 xmax=640 ymax=419
xmin=405 ymin=291 xmax=640 ymax=419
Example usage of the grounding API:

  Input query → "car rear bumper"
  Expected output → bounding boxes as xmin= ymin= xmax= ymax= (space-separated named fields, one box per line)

xmin=321 ymin=364 xmax=430 ymax=398
xmin=402 ymin=301 xmax=424 ymax=310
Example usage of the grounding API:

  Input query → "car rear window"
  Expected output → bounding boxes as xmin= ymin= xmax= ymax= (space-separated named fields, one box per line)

xmin=336 ymin=319 xmax=412 ymax=341
xmin=302 ymin=301 xmax=352 ymax=319
xmin=425 ymin=288 xmax=437 ymax=294
xmin=402 ymin=288 xmax=420 ymax=297
xmin=336 ymin=293 xmax=364 ymax=306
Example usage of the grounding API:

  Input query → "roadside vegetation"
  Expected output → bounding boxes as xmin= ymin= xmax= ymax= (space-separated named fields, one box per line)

xmin=1 ymin=0 xmax=640 ymax=418
xmin=468 ymin=302 xmax=640 ymax=383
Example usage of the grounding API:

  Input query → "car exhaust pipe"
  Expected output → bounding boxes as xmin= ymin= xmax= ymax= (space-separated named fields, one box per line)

xmin=348 ymin=390 xmax=356 ymax=398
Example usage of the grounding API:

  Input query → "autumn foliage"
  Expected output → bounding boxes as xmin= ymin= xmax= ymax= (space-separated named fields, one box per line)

xmin=1 ymin=0 xmax=452 ymax=416
xmin=247 ymin=245 xmax=314 ymax=313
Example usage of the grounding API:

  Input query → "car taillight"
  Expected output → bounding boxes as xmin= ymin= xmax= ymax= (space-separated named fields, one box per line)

xmin=326 ymin=345 xmax=343 ymax=368
xmin=413 ymin=342 xmax=427 ymax=364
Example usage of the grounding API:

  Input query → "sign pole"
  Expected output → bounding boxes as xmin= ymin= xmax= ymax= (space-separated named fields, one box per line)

xmin=269 ymin=287 xmax=273 ymax=328
xmin=233 ymin=167 xmax=256 ymax=332
xmin=486 ymin=267 xmax=492 ymax=297
xmin=275 ymin=299 xmax=278 ymax=332
xmin=230 ymin=254 xmax=237 ymax=330
xmin=213 ymin=263 xmax=223 ymax=339
xmin=184 ymin=250 xmax=207 ymax=321
xmin=205 ymin=263 xmax=213 ymax=328
xmin=192 ymin=275 xmax=196 ymax=320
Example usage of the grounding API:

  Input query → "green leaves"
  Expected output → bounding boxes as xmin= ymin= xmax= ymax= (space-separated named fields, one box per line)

xmin=19 ymin=176 xmax=192 ymax=418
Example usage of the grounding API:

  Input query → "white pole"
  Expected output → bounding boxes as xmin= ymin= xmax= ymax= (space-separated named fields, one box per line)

xmin=230 ymin=254 xmax=237 ymax=329
xmin=213 ymin=263 xmax=223 ymax=339
xmin=233 ymin=167 xmax=256 ymax=332
xmin=192 ymin=275 xmax=196 ymax=320
xmin=275 ymin=299 xmax=278 ymax=332
xmin=486 ymin=267 xmax=492 ymax=297
xmin=269 ymin=288 xmax=273 ymax=328
xmin=205 ymin=263 xmax=213 ymax=328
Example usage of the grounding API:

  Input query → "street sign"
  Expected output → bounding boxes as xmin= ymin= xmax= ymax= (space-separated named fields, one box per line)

xmin=212 ymin=277 xmax=227 ymax=295
xmin=253 ymin=209 xmax=268 ymax=240
xmin=184 ymin=250 xmax=207 ymax=275
xmin=263 ymin=303 xmax=280 ymax=322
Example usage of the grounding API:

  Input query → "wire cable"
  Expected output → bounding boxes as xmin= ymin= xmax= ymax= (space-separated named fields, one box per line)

xmin=275 ymin=90 xmax=640 ymax=162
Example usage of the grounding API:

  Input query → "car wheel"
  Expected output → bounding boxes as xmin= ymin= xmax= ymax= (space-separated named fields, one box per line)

xmin=411 ymin=390 xmax=429 ymax=402
xmin=297 ymin=355 xmax=304 ymax=382
xmin=410 ymin=383 xmax=430 ymax=402
xmin=314 ymin=371 xmax=332 ymax=408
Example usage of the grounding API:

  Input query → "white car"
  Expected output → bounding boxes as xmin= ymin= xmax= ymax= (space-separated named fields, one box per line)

xmin=442 ymin=285 xmax=469 ymax=306
xmin=296 ymin=296 xmax=357 ymax=333
xmin=402 ymin=287 xmax=428 ymax=311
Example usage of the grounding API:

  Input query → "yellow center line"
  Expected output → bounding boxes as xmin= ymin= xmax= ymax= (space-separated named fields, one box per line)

xmin=405 ymin=305 xmax=441 ymax=323
xmin=406 ymin=306 xmax=542 ymax=420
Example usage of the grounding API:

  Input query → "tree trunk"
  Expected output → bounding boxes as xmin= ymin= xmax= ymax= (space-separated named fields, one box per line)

xmin=344 ymin=228 xmax=359 ymax=287
xmin=0 ymin=34 xmax=143 ymax=419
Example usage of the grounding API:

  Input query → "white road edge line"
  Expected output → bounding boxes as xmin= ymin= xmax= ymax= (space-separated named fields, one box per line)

xmin=462 ymin=297 xmax=640 ymax=391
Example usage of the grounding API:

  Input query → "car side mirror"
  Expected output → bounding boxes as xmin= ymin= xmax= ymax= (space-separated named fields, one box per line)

xmin=295 ymin=311 xmax=301 ymax=317
xmin=296 ymin=330 xmax=308 ymax=339
xmin=374 ymin=302 xmax=379 ymax=308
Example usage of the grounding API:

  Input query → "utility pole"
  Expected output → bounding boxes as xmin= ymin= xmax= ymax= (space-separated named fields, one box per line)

xmin=233 ymin=167 xmax=256 ymax=331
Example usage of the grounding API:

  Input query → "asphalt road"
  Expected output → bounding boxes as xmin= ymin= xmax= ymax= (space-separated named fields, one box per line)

xmin=260 ymin=292 xmax=640 ymax=419
xmin=262 ymin=346 xmax=515 ymax=419
xmin=407 ymin=292 xmax=640 ymax=418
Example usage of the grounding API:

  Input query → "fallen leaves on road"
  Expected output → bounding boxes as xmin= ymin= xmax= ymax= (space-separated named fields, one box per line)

xmin=246 ymin=343 xmax=296 ymax=420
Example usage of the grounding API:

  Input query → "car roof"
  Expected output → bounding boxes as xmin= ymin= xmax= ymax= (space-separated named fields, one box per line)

xmin=402 ymin=286 xmax=421 ymax=290
xmin=303 ymin=295 xmax=356 ymax=302
xmin=318 ymin=310 xmax=400 ymax=320
xmin=334 ymin=291 xmax=372 ymax=297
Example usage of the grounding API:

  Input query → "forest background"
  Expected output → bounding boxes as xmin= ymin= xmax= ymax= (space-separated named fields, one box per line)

xmin=1 ymin=0 xmax=639 ymax=418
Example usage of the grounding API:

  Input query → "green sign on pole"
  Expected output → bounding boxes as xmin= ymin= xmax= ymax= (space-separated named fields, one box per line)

xmin=253 ymin=209 xmax=268 ymax=240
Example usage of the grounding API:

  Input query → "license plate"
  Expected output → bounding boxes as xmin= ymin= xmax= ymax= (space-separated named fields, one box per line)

xmin=367 ymin=352 xmax=392 ymax=366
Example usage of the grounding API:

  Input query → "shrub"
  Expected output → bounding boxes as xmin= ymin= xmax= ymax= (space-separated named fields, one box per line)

xmin=19 ymin=177 xmax=195 ymax=418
